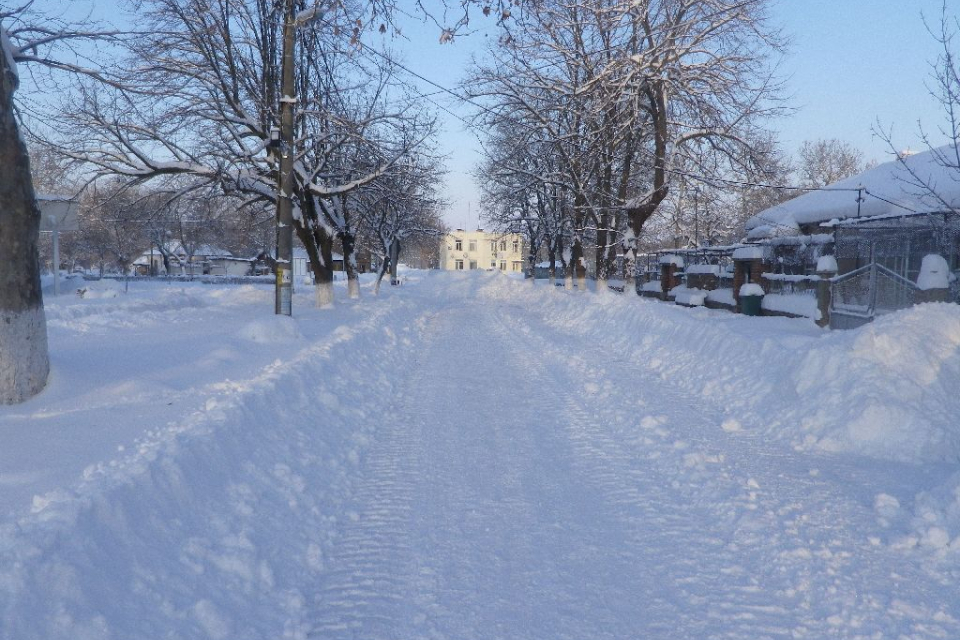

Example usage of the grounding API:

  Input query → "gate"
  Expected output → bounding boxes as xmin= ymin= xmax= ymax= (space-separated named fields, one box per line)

xmin=829 ymin=263 xmax=920 ymax=330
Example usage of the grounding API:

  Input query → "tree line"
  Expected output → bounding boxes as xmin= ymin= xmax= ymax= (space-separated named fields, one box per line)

xmin=470 ymin=1 xmax=959 ymax=290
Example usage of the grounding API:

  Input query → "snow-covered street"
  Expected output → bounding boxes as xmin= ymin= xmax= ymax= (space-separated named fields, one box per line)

xmin=2 ymin=272 xmax=960 ymax=639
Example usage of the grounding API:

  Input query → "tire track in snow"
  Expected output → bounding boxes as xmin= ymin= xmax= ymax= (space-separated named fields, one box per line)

xmin=307 ymin=297 xmax=673 ymax=639
xmin=305 ymin=309 xmax=442 ymax=640
xmin=488 ymin=285 xmax=960 ymax=639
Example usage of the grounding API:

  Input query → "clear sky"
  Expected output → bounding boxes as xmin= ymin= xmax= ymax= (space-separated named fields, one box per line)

xmin=384 ymin=0 xmax=954 ymax=229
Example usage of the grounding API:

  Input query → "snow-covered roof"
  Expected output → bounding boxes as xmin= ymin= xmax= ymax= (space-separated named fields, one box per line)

xmin=746 ymin=144 xmax=960 ymax=233
xmin=193 ymin=244 xmax=233 ymax=257
xmin=133 ymin=242 xmax=233 ymax=263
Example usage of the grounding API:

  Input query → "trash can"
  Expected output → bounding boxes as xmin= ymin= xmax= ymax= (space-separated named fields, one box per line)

xmin=740 ymin=294 xmax=762 ymax=316
xmin=739 ymin=283 xmax=764 ymax=316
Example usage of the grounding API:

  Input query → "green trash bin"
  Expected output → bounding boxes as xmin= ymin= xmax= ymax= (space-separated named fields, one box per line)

xmin=740 ymin=294 xmax=762 ymax=316
xmin=739 ymin=284 xmax=764 ymax=316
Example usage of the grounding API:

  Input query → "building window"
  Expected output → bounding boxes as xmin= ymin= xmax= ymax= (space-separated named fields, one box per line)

xmin=469 ymin=240 xmax=477 ymax=252
xmin=455 ymin=260 xmax=464 ymax=270
xmin=513 ymin=240 xmax=520 ymax=253
xmin=512 ymin=261 xmax=521 ymax=271
xmin=490 ymin=241 xmax=496 ymax=253
xmin=455 ymin=239 xmax=462 ymax=251
xmin=500 ymin=241 xmax=506 ymax=251
xmin=500 ymin=261 xmax=507 ymax=271
xmin=490 ymin=260 xmax=496 ymax=268
xmin=469 ymin=260 xmax=478 ymax=270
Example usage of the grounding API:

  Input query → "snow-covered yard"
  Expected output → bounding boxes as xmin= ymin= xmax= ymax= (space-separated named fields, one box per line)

xmin=2 ymin=271 xmax=960 ymax=639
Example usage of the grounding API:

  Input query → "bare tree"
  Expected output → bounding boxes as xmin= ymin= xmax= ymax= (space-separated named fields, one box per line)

xmin=471 ymin=0 xmax=785 ymax=293
xmin=476 ymin=120 xmax=571 ymax=285
xmin=797 ymin=139 xmax=869 ymax=189
xmin=876 ymin=4 xmax=960 ymax=213
xmin=356 ymin=147 xmax=445 ymax=293
xmin=52 ymin=0 xmax=435 ymax=307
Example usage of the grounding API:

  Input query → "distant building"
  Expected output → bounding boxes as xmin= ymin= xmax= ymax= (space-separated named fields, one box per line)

xmin=292 ymin=247 xmax=345 ymax=283
xmin=440 ymin=229 xmax=525 ymax=273
xmin=132 ymin=242 xmax=236 ymax=276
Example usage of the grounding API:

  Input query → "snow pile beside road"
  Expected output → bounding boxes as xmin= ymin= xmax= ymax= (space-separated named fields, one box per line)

xmin=482 ymin=278 xmax=960 ymax=464
xmin=0 ymin=287 xmax=427 ymax=639
xmin=788 ymin=304 xmax=960 ymax=462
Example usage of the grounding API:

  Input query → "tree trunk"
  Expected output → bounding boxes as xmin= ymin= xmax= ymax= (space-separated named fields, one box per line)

xmin=294 ymin=201 xmax=336 ymax=308
xmin=0 ymin=49 xmax=50 ymax=404
xmin=373 ymin=258 xmax=389 ymax=295
xmin=389 ymin=238 xmax=400 ymax=285
xmin=340 ymin=232 xmax=360 ymax=299
xmin=595 ymin=210 xmax=609 ymax=294
xmin=547 ymin=245 xmax=557 ymax=287
xmin=572 ymin=238 xmax=586 ymax=291
xmin=313 ymin=231 xmax=334 ymax=308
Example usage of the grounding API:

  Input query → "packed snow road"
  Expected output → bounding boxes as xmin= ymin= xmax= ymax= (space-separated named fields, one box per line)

xmin=2 ymin=272 xmax=959 ymax=639
xmin=307 ymin=274 xmax=960 ymax=639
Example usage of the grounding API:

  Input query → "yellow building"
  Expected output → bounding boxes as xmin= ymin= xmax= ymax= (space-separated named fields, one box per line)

xmin=440 ymin=229 xmax=525 ymax=273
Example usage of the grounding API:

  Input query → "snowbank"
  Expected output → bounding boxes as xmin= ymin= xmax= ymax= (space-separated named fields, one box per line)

xmin=788 ymin=303 xmax=960 ymax=462
xmin=640 ymin=280 xmax=661 ymax=293
xmin=671 ymin=287 xmax=706 ymax=306
xmin=483 ymin=279 xmax=960 ymax=466
xmin=762 ymin=293 xmax=818 ymax=318
xmin=0 ymin=279 xmax=431 ymax=639
xmin=705 ymin=288 xmax=735 ymax=307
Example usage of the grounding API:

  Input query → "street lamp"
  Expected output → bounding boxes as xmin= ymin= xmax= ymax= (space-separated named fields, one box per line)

xmin=274 ymin=0 xmax=325 ymax=316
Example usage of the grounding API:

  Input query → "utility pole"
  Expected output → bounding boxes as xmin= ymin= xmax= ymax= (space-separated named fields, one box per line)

xmin=275 ymin=0 xmax=296 ymax=316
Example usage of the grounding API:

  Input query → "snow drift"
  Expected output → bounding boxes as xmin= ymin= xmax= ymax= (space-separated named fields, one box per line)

xmin=479 ymin=277 xmax=960 ymax=464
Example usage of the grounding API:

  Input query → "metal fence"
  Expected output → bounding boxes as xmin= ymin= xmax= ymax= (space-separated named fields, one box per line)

xmin=830 ymin=263 xmax=920 ymax=330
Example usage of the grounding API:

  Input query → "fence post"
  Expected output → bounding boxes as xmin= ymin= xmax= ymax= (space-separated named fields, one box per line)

xmin=815 ymin=255 xmax=838 ymax=329
xmin=915 ymin=254 xmax=952 ymax=304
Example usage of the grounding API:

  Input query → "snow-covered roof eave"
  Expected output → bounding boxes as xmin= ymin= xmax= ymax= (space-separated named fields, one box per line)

xmin=833 ymin=208 xmax=959 ymax=227
xmin=745 ymin=144 xmax=960 ymax=232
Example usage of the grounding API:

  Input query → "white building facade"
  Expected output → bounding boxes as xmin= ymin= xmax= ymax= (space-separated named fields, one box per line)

xmin=440 ymin=229 xmax=525 ymax=273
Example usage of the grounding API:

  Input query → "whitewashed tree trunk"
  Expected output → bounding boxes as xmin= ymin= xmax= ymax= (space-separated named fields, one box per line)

xmin=347 ymin=276 xmax=360 ymax=299
xmin=314 ymin=281 xmax=334 ymax=308
xmin=0 ymin=39 xmax=50 ymax=403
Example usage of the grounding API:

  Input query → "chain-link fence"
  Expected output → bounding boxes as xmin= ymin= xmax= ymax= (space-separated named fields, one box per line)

xmin=830 ymin=263 xmax=920 ymax=329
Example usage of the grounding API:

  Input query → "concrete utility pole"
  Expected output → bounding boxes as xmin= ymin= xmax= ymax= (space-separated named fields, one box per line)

xmin=275 ymin=0 xmax=297 ymax=316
